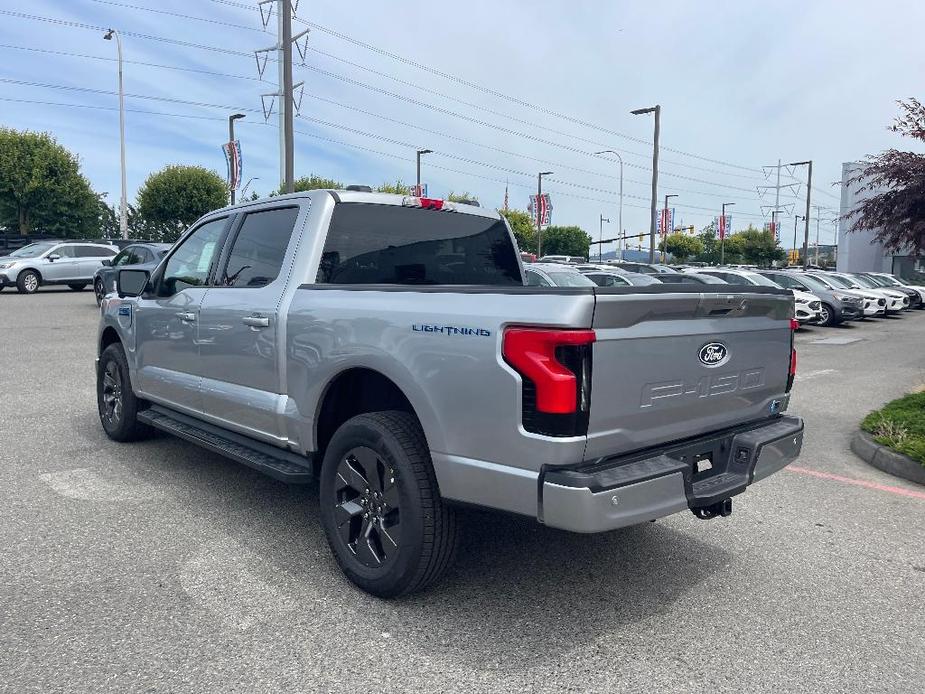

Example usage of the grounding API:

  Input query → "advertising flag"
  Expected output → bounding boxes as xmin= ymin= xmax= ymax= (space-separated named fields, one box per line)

xmin=222 ymin=140 xmax=242 ymax=191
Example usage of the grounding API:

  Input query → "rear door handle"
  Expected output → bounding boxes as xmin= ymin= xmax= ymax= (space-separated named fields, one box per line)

xmin=175 ymin=311 xmax=196 ymax=322
xmin=242 ymin=315 xmax=270 ymax=328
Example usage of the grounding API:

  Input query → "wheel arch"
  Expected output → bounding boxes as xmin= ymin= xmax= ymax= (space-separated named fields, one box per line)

xmin=99 ymin=326 xmax=122 ymax=355
xmin=313 ymin=367 xmax=439 ymax=466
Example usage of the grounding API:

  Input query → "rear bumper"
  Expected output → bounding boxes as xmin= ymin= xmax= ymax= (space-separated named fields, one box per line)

xmin=540 ymin=415 xmax=804 ymax=533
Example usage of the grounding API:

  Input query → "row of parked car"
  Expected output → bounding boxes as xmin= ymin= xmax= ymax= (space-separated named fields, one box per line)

xmin=527 ymin=257 xmax=925 ymax=327
xmin=0 ymin=240 xmax=170 ymax=304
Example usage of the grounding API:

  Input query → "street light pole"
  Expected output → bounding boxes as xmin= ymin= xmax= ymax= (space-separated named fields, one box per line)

xmin=598 ymin=214 xmax=610 ymax=262
xmin=416 ymin=149 xmax=432 ymax=195
xmin=721 ymin=201 xmax=736 ymax=265
xmin=788 ymin=160 xmax=813 ymax=270
xmin=103 ymin=28 xmax=127 ymax=239
xmin=631 ymin=105 xmax=660 ymax=263
xmin=240 ymin=177 xmax=259 ymax=198
xmin=228 ymin=113 xmax=245 ymax=205
xmin=593 ymin=150 xmax=624 ymax=261
xmin=536 ymin=171 xmax=553 ymax=258
xmin=662 ymin=193 xmax=677 ymax=263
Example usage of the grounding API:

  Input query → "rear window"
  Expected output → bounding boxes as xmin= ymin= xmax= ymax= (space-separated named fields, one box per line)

xmin=316 ymin=203 xmax=522 ymax=285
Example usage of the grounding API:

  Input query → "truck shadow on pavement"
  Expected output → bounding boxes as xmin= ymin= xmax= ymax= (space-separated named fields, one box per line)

xmin=98 ymin=419 xmax=731 ymax=670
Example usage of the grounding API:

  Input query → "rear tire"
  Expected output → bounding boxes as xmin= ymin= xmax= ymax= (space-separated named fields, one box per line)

xmin=68 ymin=283 xmax=88 ymax=291
xmin=16 ymin=270 xmax=40 ymax=294
xmin=97 ymin=343 xmax=151 ymax=442
xmin=319 ymin=411 xmax=458 ymax=598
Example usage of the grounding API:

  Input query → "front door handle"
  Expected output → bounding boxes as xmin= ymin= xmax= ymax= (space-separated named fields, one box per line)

xmin=242 ymin=315 xmax=270 ymax=328
xmin=175 ymin=311 xmax=196 ymax=322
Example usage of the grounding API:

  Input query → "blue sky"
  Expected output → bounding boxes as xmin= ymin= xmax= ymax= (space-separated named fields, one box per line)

xmin=1 ymin=0 xmax=922 ymax=251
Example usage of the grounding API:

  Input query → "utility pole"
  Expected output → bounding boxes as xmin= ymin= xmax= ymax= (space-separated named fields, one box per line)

xmin=792 ymin=215 xmax=805 ymax=265
xmin=598 ymin=214 xmax=610 ymax=262
xmin=662 ymin=193 xmax=677 ymax=263
xmin=228 ymin=113 xmax=245 ymax=205
xmin=631 ymin=105 xmax=660 ymax=263
xmin=721 ymin=201 xmax=736 ymax=266
xmin=103 ymin=29 xmax=127 ymax=239
xmin=281 ymin=0 xmax=294 ymax=193
xmin=788 ymin=160 xmax=813 ymax=270
xmin=536 ymin=171 xmax=552 ymax=258
xmin=416 ymin=149 xmax=432 ymax=195
xmin=593 ymin=151 xmax=624 ymax=262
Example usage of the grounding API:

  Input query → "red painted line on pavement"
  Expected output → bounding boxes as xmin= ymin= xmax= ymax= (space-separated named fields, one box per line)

xmin=786 ymin=465 xmax=925 ymax=500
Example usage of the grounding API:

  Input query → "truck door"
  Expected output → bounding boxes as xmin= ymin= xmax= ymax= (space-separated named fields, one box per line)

xmin=133 ymin=216 xmax=229 ymax=410
xmin=196 ymin=205 xmax=303 ymax=443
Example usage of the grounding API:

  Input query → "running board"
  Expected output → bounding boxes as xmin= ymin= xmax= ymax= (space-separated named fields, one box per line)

xmin=138 ymin=406 xmax=315 ymax=483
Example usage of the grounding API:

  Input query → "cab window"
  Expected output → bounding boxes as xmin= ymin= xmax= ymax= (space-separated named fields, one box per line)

xmin=158 ymin=219 xmax=227 ymax=296
xmin=49 ymin=245 xmax=76 ymax=258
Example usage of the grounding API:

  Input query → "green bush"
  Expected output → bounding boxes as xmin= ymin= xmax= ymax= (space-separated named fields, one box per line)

xmin=860 ymin=391 xmax=925 ymax=466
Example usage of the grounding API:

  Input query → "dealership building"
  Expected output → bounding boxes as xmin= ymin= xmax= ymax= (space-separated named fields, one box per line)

xmin=837 ymin=161 xmax=924 ymax=280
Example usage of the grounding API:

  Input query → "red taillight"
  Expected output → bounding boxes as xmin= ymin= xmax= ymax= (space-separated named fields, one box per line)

xmin=790 ymin=319 xmax=800 ymax=331
xmin=790 ymin=349 xmax=797 ymax=376
xmin=786 ymin=319 xmax=797 ymax=392
xmin=419 ymin=197 xmax=444 ymax=210
xmin=503 ymin=328 xmax=595 ymax=413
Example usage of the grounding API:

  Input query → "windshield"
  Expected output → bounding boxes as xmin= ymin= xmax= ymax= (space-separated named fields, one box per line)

xmin=8 ymin=242 xmax=56 ymax=258
xmin=862 ymin=274 xmax=889 ymax=287
xmin=847 ymin=274 xmax=877 ymax=289
xmin=547 ymin=271 xmax=595 ymax=287
xmin=816 ymin=273 xmax=852 ymax=289
xmin=798 ymin=274 xmax=834 ymax=292
xmin=742 ymin=272 xmax=782 ymax=288
xmin=868 ymin=274 xmax=898 ymax=286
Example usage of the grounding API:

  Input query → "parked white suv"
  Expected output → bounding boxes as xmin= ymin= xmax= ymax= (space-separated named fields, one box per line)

xmin=0 ymin=241 xmax=118 ymax=294
xmin=684 ymin=268 xmax=822 ymax=323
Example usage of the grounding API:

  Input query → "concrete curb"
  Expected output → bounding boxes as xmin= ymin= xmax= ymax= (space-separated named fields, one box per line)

xmin=851 ymin=430 xmax=925 ymax=486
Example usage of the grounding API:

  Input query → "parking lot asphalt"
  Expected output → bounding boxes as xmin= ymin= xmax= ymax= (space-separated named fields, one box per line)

xmin=1 ymin=288 xmax=923 ymax=694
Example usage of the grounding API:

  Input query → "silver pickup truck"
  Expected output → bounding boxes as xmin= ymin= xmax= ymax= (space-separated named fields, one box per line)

xmin=97 ymin=190 xmax=804 ymax=597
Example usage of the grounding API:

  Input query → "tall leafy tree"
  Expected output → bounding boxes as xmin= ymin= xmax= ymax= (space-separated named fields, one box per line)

xmin=376 ymin=179 xmax=411 ymax=194
xmin=499 ymin=208 xmax=536 ymax=253
xmin=540 ymin=225 xmax=592 ymax=258
xmin=659 ymin=232 xmax=703 ymax=262
xmin=284 ymin=174 xmax=343 ymax=193
xmin=136 ymin=165 xmax=227 ymax=241
xmin=736 ymin=226 xmax=786 ymax=267
xmin=0 ymin=128 xmax=99 ymax=236
xmin=846 ymin=98 xmax=925 ymax=254
xmin=446 ymin=191 xmax=478 ymax=203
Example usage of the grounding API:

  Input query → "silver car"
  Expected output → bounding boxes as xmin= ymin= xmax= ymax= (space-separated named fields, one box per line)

xmin=0 ymin=241 xmax=118 ymax=294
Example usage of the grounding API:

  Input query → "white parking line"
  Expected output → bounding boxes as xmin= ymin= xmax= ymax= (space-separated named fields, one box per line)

xmin=795 ymin=368 xmax=837 ymax=382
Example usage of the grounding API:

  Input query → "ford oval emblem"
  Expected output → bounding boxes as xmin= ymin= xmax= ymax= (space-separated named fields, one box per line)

xmin=699 ymin=342 xmax=729 ymax=367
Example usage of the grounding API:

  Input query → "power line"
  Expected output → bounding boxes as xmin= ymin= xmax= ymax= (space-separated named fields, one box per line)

xmin=207 ymin=0 xmax=773 ymax=176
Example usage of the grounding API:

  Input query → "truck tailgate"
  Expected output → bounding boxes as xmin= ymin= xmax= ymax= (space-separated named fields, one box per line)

xmin=585 ymin=288 xmax=794 ymax=459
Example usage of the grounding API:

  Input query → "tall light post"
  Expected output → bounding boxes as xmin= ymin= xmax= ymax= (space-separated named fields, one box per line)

xmin=598 ymin=214 xmax=610 ymax=262
xmin=240 ymin=177 xmax=259 ymax=198
xmin=662 ymin=193 xmax=677 ymax=263
xmin=788 ymin=160 xmax=813 ymax=270
xmin=631 ymin=105 xmax=660 ymax=263
xmin=792 ymin=215 xmax=805 ymax=266
xmin=228 ymin=113 xmax=245 ymax=205
xmin=536 ymin=171 xmax=553 ymax=258
xmin=721 ymin=201 xmax=736 ymax=265
xmin=103 ymin=28 xmax=127 ymax=239
xmin=416 ymin=149 xmax=432 ymax=195
xmin=593 ymin=150 xmax=624 ymax=260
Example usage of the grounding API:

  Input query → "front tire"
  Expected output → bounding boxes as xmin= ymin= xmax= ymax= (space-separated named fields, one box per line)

xmin=16 ymin=270 xmax=40 ymax=294
xmin=319 ymin=411 xmax=458 ymax=598
xmin=97 ymin=343 xmax=151 ymax=442
xmin=818 ymin=302 xmax=837 ymax=327
xmin=94 ymin=278 xmax=106 ymax=306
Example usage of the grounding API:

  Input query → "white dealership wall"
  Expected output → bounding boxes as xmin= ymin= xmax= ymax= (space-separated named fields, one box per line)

xmin=837 ymin=162 xmax=892 ymax=273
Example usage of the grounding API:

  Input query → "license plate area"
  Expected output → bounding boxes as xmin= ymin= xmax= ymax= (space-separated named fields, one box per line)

xmin=664 ymin=436 xmax=734 ymax=484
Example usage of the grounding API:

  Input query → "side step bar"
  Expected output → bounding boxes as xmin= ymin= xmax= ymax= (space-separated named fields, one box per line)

xmin=138 ymin=405 xmax=315 ymax=483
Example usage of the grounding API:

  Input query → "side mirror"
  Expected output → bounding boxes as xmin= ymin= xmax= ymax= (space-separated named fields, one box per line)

xmin=47 ymin=254 xmax=60 ymax=262
xmin=118 ymin=268 xmax=150 ymax=298
xmin=101 ymin=259 xmax=112 ymax=267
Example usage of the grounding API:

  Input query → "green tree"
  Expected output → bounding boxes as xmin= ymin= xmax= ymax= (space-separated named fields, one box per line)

xmin=736 ymin=226 xmax=786 ymax=267
xmin=377 ymin=179 xmax=411 ymax=194
xmin=281 ymin=174 xmax=342 ymax=193
xmin=0 ymin=128 xmax=99 ymax=236
xmin=446 ymin=191 xmax=478 ymax=204
xmin=136 ymin=165 xmax=227 ymax=242
xmin=540 ymin=225 xmax=591 ymax=258
xmin=499 ymin=208 xmax=536 ymax=253
xmin=659 ymin=232 xmax=703 ymax=262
